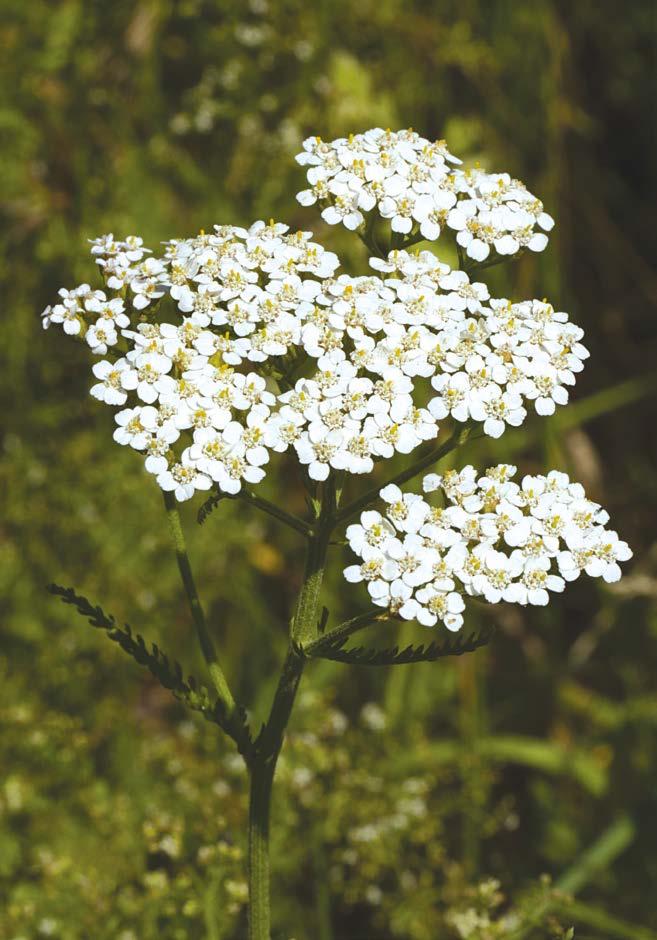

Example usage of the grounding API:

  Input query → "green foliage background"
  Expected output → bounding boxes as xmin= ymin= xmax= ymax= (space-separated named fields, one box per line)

xmin=1 ymin=2 xmax=656 ymax=938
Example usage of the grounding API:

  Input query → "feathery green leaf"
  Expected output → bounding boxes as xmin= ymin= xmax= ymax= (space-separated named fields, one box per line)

xmin=308 ymin=626 xmax=495 ymax=666
xmin=197 ymin=489 xmax=226 ymax=526
xmin=47 ymin=584 xmax=249 ymax=741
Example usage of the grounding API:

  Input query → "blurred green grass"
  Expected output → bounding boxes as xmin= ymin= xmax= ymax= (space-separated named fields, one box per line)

xmin=1 ymin=1 xmax=657 ymax=937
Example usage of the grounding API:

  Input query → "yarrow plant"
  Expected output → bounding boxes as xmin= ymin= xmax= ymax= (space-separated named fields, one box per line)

xmin=44 ymin=127 xmax=631 ymax=939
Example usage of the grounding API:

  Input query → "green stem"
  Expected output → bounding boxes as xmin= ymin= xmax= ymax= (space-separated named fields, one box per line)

xmin=357 ymin=213 xmax=385 ymax=258
xmin=463 ymin=251 xmax=523 ymax=277
xmin=313 ymin=834 xmax=334 ymax=940
xmin=240 ymin=490 xmax=312 ymax=537
xmin=248 ymin=647 xmax=306 ymax=940
xmin=248 ymin=757 xmax=276 ymax=940
xmin=291 ymin=480 xmax=335 ymax=646
xmin=399 ymin=230 xmax=427 ymax=250
xmin=334 ymin=424 xmax=469 ymax=527
xmin=198 ymin=487 xmax=311 ymax=536
xmin=358 ymin=224 xmax=427 ymax=260
xmin=163 ymin=492 xmax=247 ymax=748
xmin=552 ymin=899 xmax=657 ymax=940
xmin=247 ymin=479 xmax=335 ymax=937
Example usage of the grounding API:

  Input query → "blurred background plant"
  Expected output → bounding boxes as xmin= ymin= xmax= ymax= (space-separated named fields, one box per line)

xmin=1 ymin=1 xmax=656 ymax=937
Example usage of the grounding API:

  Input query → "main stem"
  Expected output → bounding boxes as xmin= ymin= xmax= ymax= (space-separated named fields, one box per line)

xmin=248 ymin=482 xmax=334 ymax=939
xmin=248 ymin=648 xmax=305 ymax=940
xmin=248 ymin=757 xmax=276 ymax=938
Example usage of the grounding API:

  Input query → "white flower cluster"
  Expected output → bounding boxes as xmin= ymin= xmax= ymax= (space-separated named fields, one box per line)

xmin=345 ymin=465 xmax=632 ymax=631
xmin=42 ymin=226 xmax=587 ymax=498
xmin=369 ymin=250 xmax=587 ymax=436
xmin=40 ymin=130 xmax=588 ymax=502
xmin=296 ymin=128 xmax=554 ymax=261
xmin=43 ymin=223 xmax=348 ymax=500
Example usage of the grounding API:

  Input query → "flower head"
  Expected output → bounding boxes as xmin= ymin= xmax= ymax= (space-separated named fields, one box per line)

xmin=344 ymin=465 xmax=631 ymax=630
xmin=296 ymin=129 xmax=553 ymax=261
xmin=42 ymin=133 xmax=584 ymax=503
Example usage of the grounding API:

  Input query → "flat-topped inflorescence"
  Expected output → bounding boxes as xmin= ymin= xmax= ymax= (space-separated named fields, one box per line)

xmin=41 ymin=127 xmax=630 ymax=633
xmin=296 ymin=128 xmax=554 ymax=261
xmin=42 ymin=237 xmax=587 ymax=500
xmin=344 ymin=465 xmax=632 ymax=631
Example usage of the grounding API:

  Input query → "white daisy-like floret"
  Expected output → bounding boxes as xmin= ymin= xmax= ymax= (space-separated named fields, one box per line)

xmin=89 ymin=234 xmax=150 ymax=263
xmin=379 ymin=484 xmax=430 ymax=533
xmin=90 ymin=359 xmax=129 ymax=406
xmin=558 ymin=529 xmax=632 ymax=584
xmin=84 ymin=294 xmax=130 ymax=329
xmin=343 ymin=545 xmax=399 ymax=587
xmin=468 ymin=386 xmax=526 ymax=438
xmin=113 ymin=405 xmax=160 ymax=450
xmin=129 ymin=258 xmax=169 ymax=310
xmin=85 ymin=321 xmax=118 ymax=356
xmin=156 ymin=451 xmax=212 ymax=502
xmin=346 ymin=510 xmax=397 ymax=554
xmin=411 ymin=584 xmax=465 ymax=630
xmin=294 ymin=427 xmax=343 ymax=481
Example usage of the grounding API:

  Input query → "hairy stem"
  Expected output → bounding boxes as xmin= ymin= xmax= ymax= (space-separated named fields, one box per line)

xmin=163 ymin=492 xmax=247 ymax=749
xmin=248 ymin=647 xmax=306 ymax=940
xmin=248 ymin=479 xmax=335 ymax=937
xmin=291 ymin=479 xmax=335 ymax=646
xmin=248 ymin=757 xmax=276 ymax=940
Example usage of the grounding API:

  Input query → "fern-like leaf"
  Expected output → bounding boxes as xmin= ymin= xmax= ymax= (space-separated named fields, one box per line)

xmin=47 ymin=584 xmax=236 ymax=729
xmin=197 ymin=487 xmax=226 ymax=525
xmin=309 ymin=626 xmax=495 ymax=666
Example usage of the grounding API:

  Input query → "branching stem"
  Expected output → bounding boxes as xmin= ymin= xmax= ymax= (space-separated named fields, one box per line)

xmin=357 ymin=224 xmax=426 ymax=259
xmin=163 ymin=492 xmax=248 ymax=749
xmin=247 ymin=479 xmax=336 ymax=938
xmin=240 ymin=489 xmax=312 ymax=537
xmin=333 ymin=424 xmax=470 ymax=527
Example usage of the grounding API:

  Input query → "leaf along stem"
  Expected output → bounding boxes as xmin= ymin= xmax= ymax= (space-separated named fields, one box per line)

xmin=300 ymin=607 xmax=391 ymax=657
xmin=310 ymin=626 xmax=495 ymax=666
xmin=46 ymin=583 xmax=245 ymax=737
